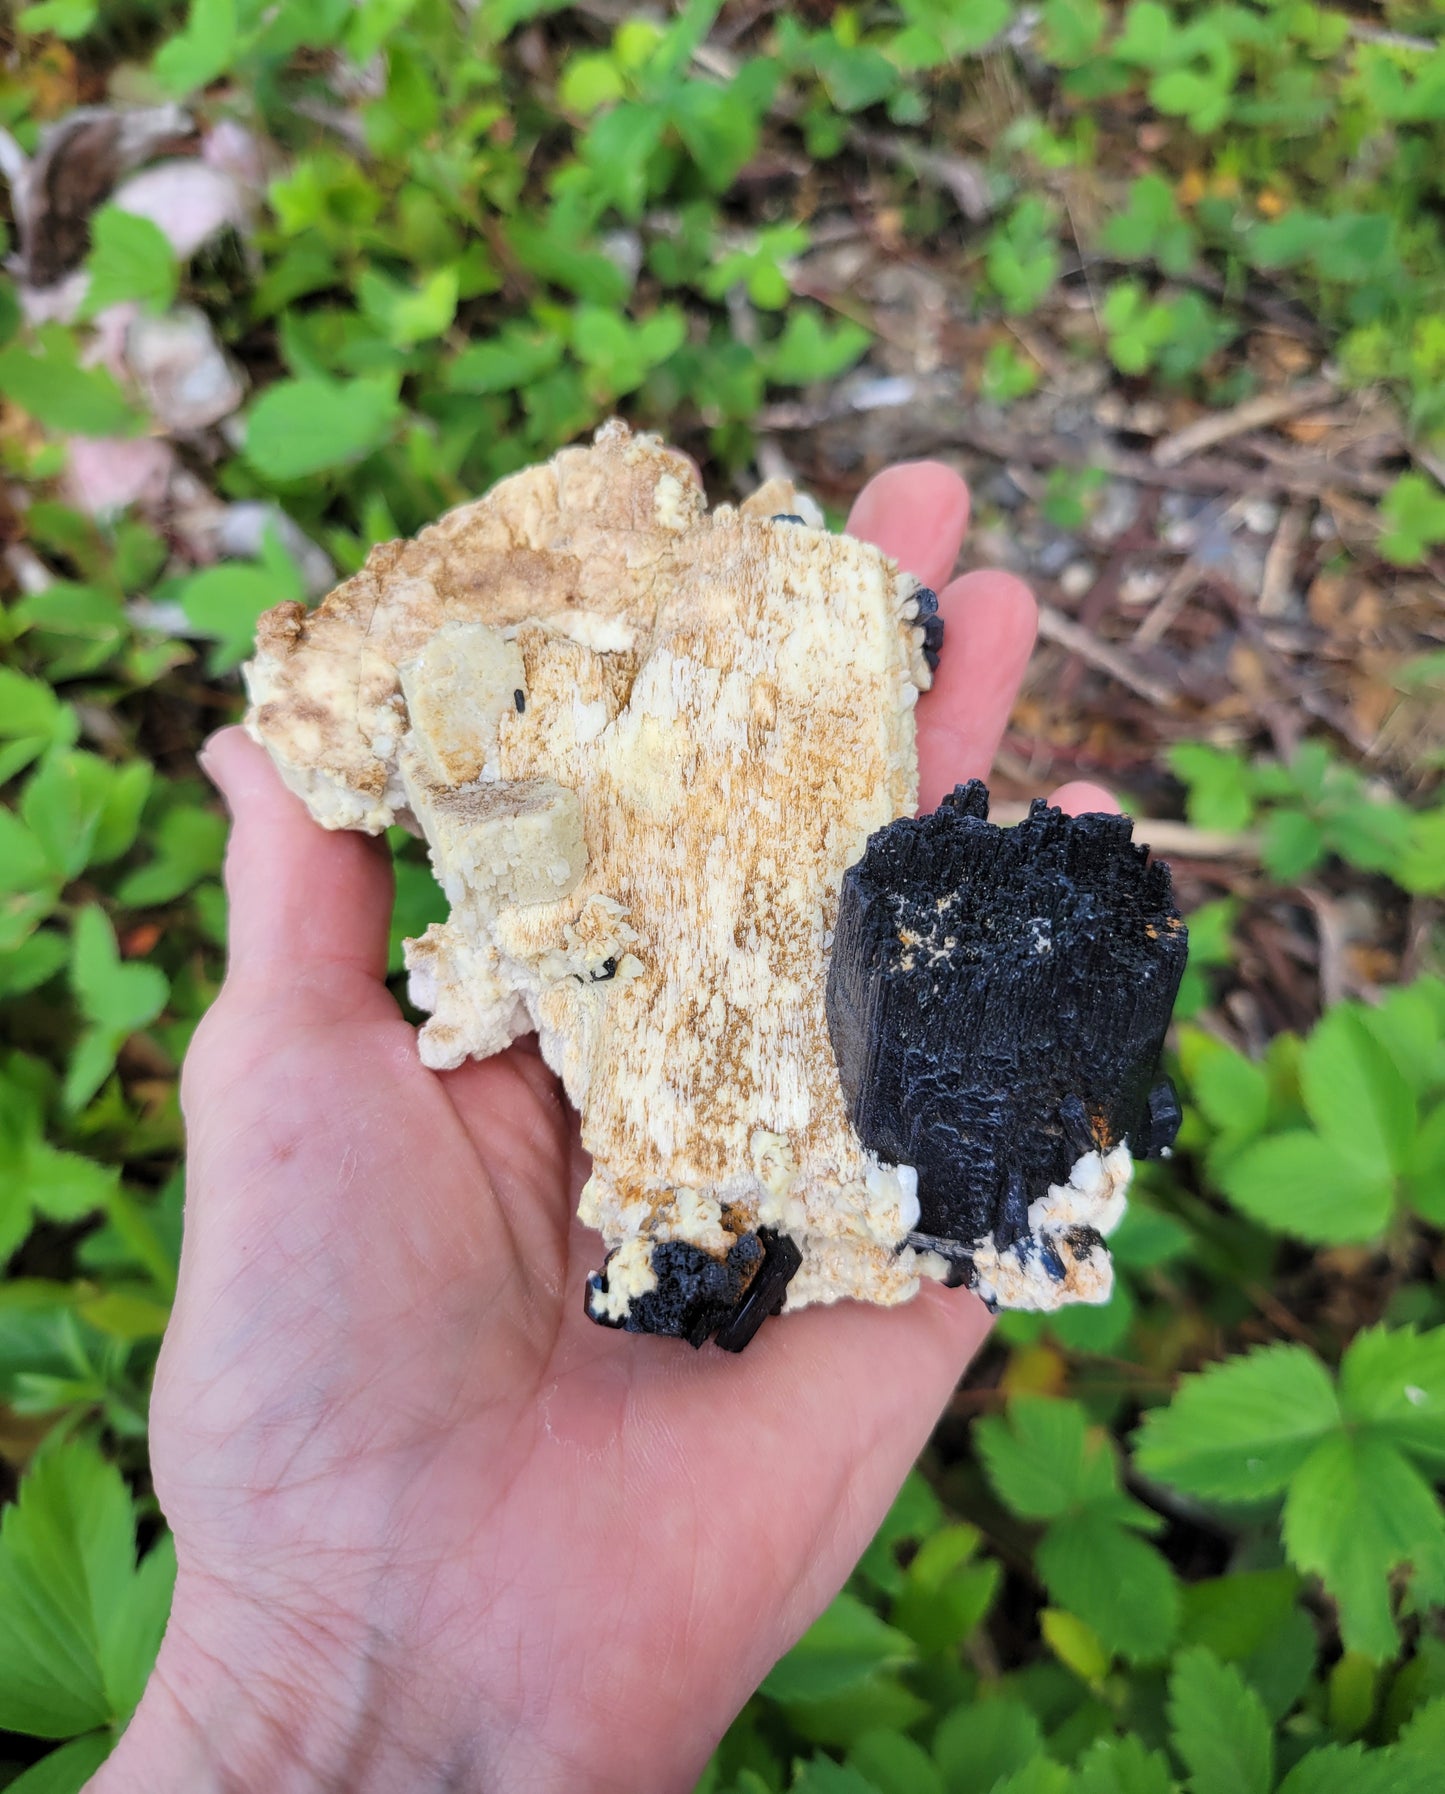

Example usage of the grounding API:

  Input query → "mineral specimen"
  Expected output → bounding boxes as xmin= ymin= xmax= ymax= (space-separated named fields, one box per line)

xmin=826 ymin=783 xmax=1187 ymax=1310
xmin=245 ymin=419 xmax=1185 ymax=1351
xmin=245 ymin=420 xmax=939 ymax=1341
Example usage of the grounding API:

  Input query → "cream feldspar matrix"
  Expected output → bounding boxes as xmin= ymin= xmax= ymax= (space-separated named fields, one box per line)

xmin=244 ymin=421 xmax=1186 ymax=1350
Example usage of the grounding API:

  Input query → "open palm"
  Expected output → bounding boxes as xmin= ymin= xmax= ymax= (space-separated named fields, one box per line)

xmin=96 ymin=464 xmax=1112 ymax=1794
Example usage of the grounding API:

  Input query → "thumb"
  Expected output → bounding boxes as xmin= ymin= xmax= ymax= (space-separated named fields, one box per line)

xmin=200 ymin=726 xmax=395 ymax=998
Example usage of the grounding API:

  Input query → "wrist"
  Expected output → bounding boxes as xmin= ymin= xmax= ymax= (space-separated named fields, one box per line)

xmin=93 ymin=1572 xmax=456 ymax=1794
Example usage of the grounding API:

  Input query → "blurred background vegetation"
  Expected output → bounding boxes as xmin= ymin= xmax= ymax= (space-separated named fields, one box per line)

xmin=0 ymin=0 xmax=1444 ymax=1789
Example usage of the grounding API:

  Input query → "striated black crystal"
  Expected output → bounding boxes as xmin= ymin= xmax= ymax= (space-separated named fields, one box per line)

xmin=714 ymin=1229 xmax=803 ymax=1352
xmin=826 ymin=782 xmax=1186 ymax=1278
xmin=587 ymin=1229 xmax=801 ymax=1350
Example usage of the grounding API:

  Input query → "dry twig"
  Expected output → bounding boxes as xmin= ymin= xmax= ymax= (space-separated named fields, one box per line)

xmin=1152 ymin=379 xmax=1337 ymax=467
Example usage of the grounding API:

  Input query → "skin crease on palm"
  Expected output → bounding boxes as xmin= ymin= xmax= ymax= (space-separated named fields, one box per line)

xmin=92 ymin=462 xmax=1116 ymax=1794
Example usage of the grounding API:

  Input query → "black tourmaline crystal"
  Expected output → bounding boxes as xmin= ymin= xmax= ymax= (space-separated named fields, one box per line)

xmin=587 ymin=1230 xmax=802 ymax=1352
xmin=826 ymin=782 xmax=1186 ymax=1283
xmin=912 ymin=585 xmax=944 ymax=674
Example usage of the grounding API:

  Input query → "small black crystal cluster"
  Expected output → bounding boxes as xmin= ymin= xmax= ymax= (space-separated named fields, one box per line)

xmin=587 ymin=1229 xmax=802 ymax=1352
xmin=826 ymin=783 xmax=1186 ymax=1293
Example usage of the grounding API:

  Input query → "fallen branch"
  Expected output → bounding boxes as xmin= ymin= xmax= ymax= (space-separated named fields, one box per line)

xmin=1036 ymin=602 xmax=1181 ymax=710
xmin=1151 ymin=379 xmax=1337 ymax=467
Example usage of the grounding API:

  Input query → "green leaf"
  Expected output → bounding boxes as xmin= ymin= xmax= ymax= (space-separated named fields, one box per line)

xmin=65 ymin=906 xmax=169 ymax=1111
xmin=792 ymin=1759 xmax=883 ymax=1794
xmin=1075 ymin=1735 xmax=1178 ymax=1794
xmin=1339 ymin=1325 xmax=1445 ymax=1466
xmin=781 ymin=1672 xmax=927 ymax=1748
xmin=1361 ymin=983 xmax=1445 ymax=1096
xmin=1276 ymin=1743 xmax=1441 ymax=1794
xmin=0 ymin=669 xmax=79 ymax=776
xmin=1190 ymin=1042 xmax=1269 ymax=1145
xmin=0 ymin=326 xmax=141 ymax=438
xmin=23 ymin=1141 xmax=118 ymax=1225
xmin=1397 ymin=1693 xmax=1445 ymax=1760
xmin=1041 ymin=0 xmax=1106 ymax=66
xmin=890 ymin=1525 xmax=1000 ymax=1653
xmin=1219 ymin=1131 xmax=1395 ymax=1244
xmin=558 ymin=50 xmax=626 ymax=113
xmin=242 ymin=376 xmax=403 ymax=480
xmin=977 ymin=1396 xmax=1116 ymax=1520
xmin=854 ymin=1470 xmax=944 ymax=1598
xmin=987 ymin=198 xmax=1061 ymax=316
xmin=1099 ymin=173 xmax=1195 ymax=275
xmin=934 ymin=1698 xmax=1044 ymax=1794
xmin=21 ymin=751 xmax=151 ymax=881
xmin=78 ymin=208 xmax=177 ymax=318
xmin=1037 ymin=1513 xmax=1179 ymax=1663
xmin=993 ymin=1765 xmax=1071 ymax=1794
xmin=154 ymin=0 xmax=238 ymax=93
xmin=1168 ymin=744 xmax=1254 ymax=832
xmin=766 ymin=310 xmax=871 ymax=385
xmin=1177 ymin=1569 xmax=1300 ymax=1661
xmin=357 ymin=265 xmax=460 ymax=348
xmin=5 ymin=1733 xmax=112 ymax=1794
xmin=571 ymin=304 xmax=687 ymax=398
xmin=1167 ymin=1648 xmax=1272 ymax=1794
xmin=761 ymin=1592 xmax=915 ymax=1704
xmin=1399 ymin=810 xmax=1445 ymax=896
xmin=1407 ymin=1105 xmax=1445 ymax=1222
xmin=178 ymin=564 xmax=285 ymax=672
xmin=1260 ymin=808 xmax=1327 ymax=882
xmin=1041 ymin=1606 xmax=1112 ymax=1683
xmin=1282 ymin=1432 xmax=1445 ymax=1660
xmin=669 ymin=75 xmax=770 ymax=188
xmin=0 ymin=931 xmax=69 ymax=998
xmin=1380 ymin=473 xmax=1445 ymax=565
xmin=1134 ymin=1344 xmax=1340 ymax=1500
xmin=117 ymin=803 xmax=228 ymax=907
xmin=1300 ymin=1007 xmax=1417 ymax=1178
xmin=17 ymin=0 xmax=99 ymax=38
xmin=446 ymin=328 xmax=563 ymax=395
xmin=12 ymin=582 xmax=128 ymax=679
xmin=0 ymin=1440 xmax=173 ymax=1736
xmin=847 ymin=1730 xmax=945 ymax=1794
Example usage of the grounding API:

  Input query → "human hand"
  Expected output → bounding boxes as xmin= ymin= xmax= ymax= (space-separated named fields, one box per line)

xmin=94 ymin=463 xmax=1114 ymax=1794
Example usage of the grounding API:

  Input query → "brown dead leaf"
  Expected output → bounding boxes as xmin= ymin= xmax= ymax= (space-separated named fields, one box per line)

xmin=1282 ymin=414 xmax=1335 ymax=445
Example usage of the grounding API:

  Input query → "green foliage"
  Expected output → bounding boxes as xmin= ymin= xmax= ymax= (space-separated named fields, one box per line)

xmin=0 ymin=328 xmax=141 ymax=439
xmin=0 ymin=1438 xmax=173 ymax=1764
xmin=1379 ymin=473 xmax=1445 ymax=566
xmin=6 ymin=3 xmax=1445 ymax=1790
xmin=77 ymin=210 xmax=178 ymax=321
xmin=1177 ymin=977 xmax=1445 ymax=1246
xmin=986 ymin=198 xmax=1062 ymax=317
xmin=1169 ymin=740 xmax=1445 ymax=894
xmin=978 ymin=1397 xmax=1179 ymax=1664
xmin=1137 ymin=1327 xmax=1445 ymax=1659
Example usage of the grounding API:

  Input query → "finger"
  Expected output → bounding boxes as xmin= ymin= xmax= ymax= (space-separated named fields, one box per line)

xmin=200 ymin=726 xmax=395 ymax=994
xmin=916 ymin=570 xmax=1038 ymax=815
xmin=1048 ymin=780 xmax=1119 ymax=816
xmin=846 ymin=461 xmax=971 ymax=591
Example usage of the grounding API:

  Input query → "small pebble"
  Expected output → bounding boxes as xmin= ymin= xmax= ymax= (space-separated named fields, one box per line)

xmin=1120 ymin=566 xmax=1167 ymax=607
